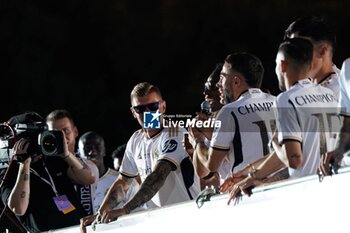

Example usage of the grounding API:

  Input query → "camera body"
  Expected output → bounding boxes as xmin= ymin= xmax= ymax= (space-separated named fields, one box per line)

xmin=0 ymin=122 xmax=64 ymax=157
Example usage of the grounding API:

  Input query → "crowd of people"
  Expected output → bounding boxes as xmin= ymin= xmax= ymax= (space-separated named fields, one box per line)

xmin=0 ymin=15 xmax=349 ymax=233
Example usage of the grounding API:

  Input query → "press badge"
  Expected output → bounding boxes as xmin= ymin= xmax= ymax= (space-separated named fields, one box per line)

xmin=53 ymin=195 xmax=76 ymax=214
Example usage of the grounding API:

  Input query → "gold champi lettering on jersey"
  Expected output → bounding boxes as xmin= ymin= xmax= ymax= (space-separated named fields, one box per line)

xmin=238 ymin=102 xmax=274 ymax=115
xmin=295 ymin=93 xmax=336 ymax=106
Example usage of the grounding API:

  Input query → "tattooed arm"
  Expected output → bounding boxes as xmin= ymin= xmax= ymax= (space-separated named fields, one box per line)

xmin=81 ymin=160 xmax=173 ymax=230
xmin=7 ymin=139 xmax=31 ymax=216
xmin=123 ymin=160 xmax=172 ymax=213
xmin=98 ymin=175 xmax=132 ymax=213
xmin=94 ymin=160 xmax=173 ymax=224
xmin=80 ymin=174 xmax=132 ymax=232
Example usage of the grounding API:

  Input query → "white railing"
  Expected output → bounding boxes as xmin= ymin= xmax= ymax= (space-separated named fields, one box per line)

xmin=53 ymin=166 xmax=350 ymax=233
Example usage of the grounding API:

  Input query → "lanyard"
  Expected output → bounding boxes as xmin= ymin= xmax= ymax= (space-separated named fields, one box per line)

xmin=30 ymin=162 xmax=59 ymax=196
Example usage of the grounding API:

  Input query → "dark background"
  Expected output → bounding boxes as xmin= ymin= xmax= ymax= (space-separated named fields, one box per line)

xmin=1 ymin=0 xmax=350 ymax=156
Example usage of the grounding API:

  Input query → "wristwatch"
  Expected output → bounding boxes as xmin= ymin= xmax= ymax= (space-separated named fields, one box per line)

xmin=248 ymin=167 xmax=261 ymax=180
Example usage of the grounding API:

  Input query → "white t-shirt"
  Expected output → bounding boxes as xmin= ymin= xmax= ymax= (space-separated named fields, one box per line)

xmin=276 ymin=79 xmax=340 ymax=178
xmin=120 ymin=127 xmax=200 ymax=209
xmin=339 ymin=59 xmax=350 ymax=166
xmin=92 ymin=168 xmax=140 ymax=214
xmin=318 ymin=65 xmax=340 ymax=99
xmin=339 ymin=59 xmax=350 ymax=116
xmin=210 ymin=88 xmax=276 ymax=182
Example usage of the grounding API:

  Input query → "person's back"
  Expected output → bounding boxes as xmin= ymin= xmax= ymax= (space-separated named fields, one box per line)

xmin=276 ymin=79 xmax=339 ymax=178
xmin=211 ymin=89 xmax=276 ymax=180
xmin=339 ymin=58 xmax=350 ymax=116
xmin=319 ymin=58 xmax=350 ymax=175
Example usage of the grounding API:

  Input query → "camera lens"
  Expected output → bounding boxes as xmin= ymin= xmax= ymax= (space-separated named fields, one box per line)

xmin=39 ymin=130 xmax=63 ymax=156
xmin=42 ymin=134 xmax=57 ymax=153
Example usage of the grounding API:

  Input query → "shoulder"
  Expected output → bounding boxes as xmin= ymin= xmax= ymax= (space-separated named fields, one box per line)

xmin=215 ymin=104 xmax=235 ymax=121
xmin=127 ymin=129 xmax=144 ymax=145
xmin=341 ymin=58 xmax=350 ymax=80
xmin=130 ymin=129 xmax=144 ymax=138
xmin=264 ymin=92 xmax=277 ymax=100
xmin=276 ymin=91 xmax=290 ymax=106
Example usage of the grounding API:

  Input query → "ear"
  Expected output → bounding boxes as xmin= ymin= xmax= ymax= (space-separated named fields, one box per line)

xmin=130 ymin=107 xmax=137 ymax=118
xmin=319 ymin=44 xmax=327 ymax=57
xmin=161 ymin=100 xmax=166 ymax=113
xmin=73 ymin=126 xmax=79 ymax=139
xmin=281 ymin=59 xmax=287 ymax=73
xmin=233 ymin=76 xmax=240 ymax=85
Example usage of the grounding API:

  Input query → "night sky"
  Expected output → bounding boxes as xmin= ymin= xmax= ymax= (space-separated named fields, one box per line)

xmin=1 ymin=0 xmax=350 ymax=156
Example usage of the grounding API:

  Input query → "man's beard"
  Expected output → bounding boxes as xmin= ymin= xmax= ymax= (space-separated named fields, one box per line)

xmin=224 ymin=89 xmax=234 ymax=104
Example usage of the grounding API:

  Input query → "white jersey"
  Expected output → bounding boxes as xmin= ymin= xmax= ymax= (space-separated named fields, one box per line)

xmin=92 ymin=168 xmax=140 ymax=214
xmin=339 ymin=59 xmax=350 ymax=166
xmin=276 ymin=79 xmax=340 ymax=178
xmin=318 ymin=65 xmax=340 ymax=99
xmin=339 ymin=58 xmax=350 ymax=116
xmin=120 ymin=127 xmax=200 ymax=209
xmin=210 ymin=88 xmax=276 ymax=182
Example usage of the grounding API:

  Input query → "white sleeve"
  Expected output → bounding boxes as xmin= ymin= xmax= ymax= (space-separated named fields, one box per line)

xmin=120 ymin=135 xmax=139 ymax=177
xmin=276 ymin=94 xmax=302 ymax=143
xmin=210 ymin=107 xmax=235 ymax=151
xmin=159 ymin=128 xmax=187 ymax=169
xmin=339 ymin=59 xmax=350 ymax=116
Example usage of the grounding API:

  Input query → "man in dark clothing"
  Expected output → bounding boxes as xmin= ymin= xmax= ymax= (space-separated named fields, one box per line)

xmin=0 ymin=112 xmax=96 ymax=232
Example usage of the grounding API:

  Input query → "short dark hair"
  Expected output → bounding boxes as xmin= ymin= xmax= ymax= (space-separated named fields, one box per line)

xmin=79 ymin=131 xmax=104 ymax=143
xmin=278 ymin=38 xmax=313 ymax=70
xmin=111 ymin=143 xmax=127 ymax=160
xmin=46 ymin=109 xmax=75 ymax=125
xmin=224 ymin=52 xmax=264 ymax=88
xmin=284 ymin=16 xmax=336 ymax=51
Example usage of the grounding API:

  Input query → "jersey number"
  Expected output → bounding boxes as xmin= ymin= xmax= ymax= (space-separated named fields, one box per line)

xmin=312 ymin=113 xmax=340 ymax=154
xmin=252 ymin=120 xmax=276 ymax=155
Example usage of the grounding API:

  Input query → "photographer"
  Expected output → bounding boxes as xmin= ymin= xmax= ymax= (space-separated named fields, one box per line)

xmin=0 ymin=112 xmax=96 ymax=232
xmin=46 ymin=109 xmax=99 ymax=216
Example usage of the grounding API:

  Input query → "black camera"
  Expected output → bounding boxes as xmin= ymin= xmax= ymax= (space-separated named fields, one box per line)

xmin=16 ymin=123 xmax=64 ymax=157
xmin=0 ymin=112 xmax=64 ymax=162
xmin=39 ymin=130 xmax=65 ymax=156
